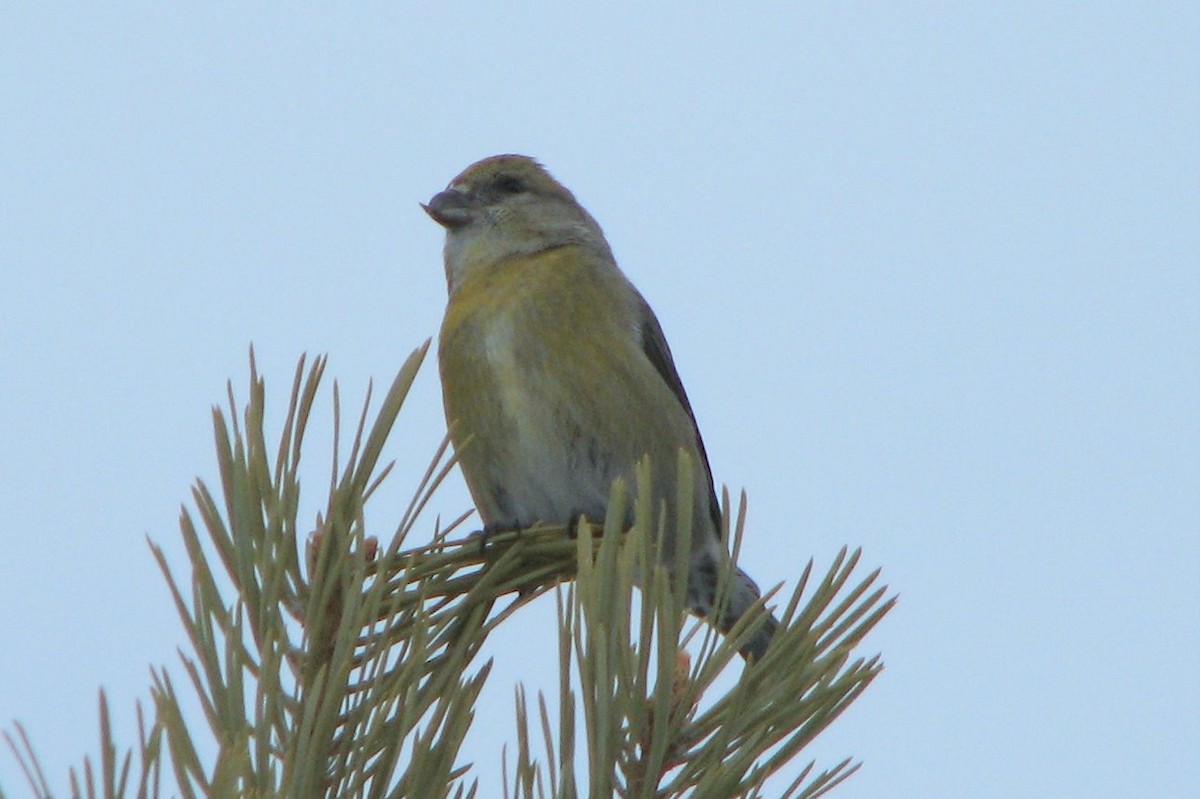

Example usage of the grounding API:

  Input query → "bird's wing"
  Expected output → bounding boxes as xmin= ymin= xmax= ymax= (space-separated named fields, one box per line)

xmin=636 ymin=295 xmax=724 ymax=536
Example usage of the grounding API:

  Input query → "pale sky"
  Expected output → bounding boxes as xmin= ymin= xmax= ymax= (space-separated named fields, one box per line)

xmin=2 ymin=4 xmax=1197 ymax=797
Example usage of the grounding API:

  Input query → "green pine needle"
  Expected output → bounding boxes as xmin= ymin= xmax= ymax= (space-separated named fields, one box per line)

xmin=3 ymin=349 xmax=893 ymax=799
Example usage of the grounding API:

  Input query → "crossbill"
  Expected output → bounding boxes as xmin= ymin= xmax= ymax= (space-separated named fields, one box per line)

xmin=424 ymin=155 xmax=777 ymax=660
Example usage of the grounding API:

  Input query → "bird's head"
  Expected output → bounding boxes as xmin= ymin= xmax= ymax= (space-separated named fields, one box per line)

xmin=424 ymin=155 xmax=611 ymax=292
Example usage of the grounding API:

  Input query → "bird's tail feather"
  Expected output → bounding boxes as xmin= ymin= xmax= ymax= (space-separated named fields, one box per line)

xmin=688 ymin=557 xmax=778 ymax=661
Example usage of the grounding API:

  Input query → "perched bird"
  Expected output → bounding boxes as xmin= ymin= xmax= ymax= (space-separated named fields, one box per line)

xmin=424 ymin=155 xmax=777 ymax=659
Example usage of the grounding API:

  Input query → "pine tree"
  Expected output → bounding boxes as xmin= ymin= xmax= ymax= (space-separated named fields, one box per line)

xmin=4 ymin=345 xmax=894 ymax=799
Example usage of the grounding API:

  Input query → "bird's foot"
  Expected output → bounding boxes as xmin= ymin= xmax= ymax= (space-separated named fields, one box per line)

xmin=470 ymin=521 xmax=523 ymax=555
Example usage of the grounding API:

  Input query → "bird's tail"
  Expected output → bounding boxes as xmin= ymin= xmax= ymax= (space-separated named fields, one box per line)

xmin=688 ymin=555 xmax=779 ymax=661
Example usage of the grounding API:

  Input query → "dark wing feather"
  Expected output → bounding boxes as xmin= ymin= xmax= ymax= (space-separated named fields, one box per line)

xmin=637 ymin=296 xmax=724 ymax=536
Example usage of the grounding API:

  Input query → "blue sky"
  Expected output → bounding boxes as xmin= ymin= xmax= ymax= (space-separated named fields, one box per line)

xmin=2 ymin=4 xmax=1197 ymax=797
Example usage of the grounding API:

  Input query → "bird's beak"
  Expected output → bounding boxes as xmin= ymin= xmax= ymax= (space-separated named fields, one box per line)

xmin=422 ymin=188 xmax=473 ymax=229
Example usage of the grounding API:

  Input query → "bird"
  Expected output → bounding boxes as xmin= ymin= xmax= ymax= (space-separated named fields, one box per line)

xmin=424 ymin=154 xmax=777 ymax=660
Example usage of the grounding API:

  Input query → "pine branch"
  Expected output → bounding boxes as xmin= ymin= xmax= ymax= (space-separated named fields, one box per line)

xmin=3 ymin=349 xmax=893 ymax=798
xmin=503 ymin=463 xmax=894 ymax=799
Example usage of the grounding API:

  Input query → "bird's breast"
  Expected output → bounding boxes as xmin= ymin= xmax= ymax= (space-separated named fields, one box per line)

xmin=477 ymin=310 xmax=550 ymax=441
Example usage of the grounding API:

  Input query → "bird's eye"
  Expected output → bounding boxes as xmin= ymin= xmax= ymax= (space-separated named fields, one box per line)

xmin=494 ymin=174 xmax=525 ymax=195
